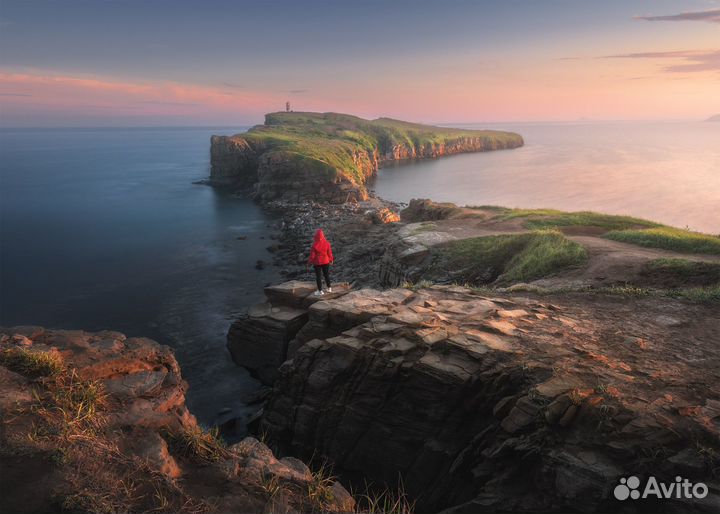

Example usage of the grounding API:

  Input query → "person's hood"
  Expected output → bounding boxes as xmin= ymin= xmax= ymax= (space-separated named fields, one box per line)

xmin=313 ymin=229 xmax=326 ymax=243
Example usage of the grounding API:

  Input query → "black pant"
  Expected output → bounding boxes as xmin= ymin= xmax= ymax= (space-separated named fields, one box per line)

xmin=314 ymin=264 xmax=331 ymax=291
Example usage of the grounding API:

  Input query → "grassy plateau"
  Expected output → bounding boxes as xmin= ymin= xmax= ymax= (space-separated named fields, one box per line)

xmin=484 ymin=207 xmax=720 ymax=255
xmin=220 ymin=112 xmax=524 ymax=186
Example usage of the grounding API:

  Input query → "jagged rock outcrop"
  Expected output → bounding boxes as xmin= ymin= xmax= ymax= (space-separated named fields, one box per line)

xmin=210 ymin=112 xmax=524 ymax=204
xmin=0 ymin=326 xmax=354 ymax=514
xmin=255 ymin=282 xmax=720 ymax=513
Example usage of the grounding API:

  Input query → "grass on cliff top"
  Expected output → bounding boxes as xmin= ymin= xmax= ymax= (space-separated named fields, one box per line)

xmin=166 ymin=425 xmax=230 ymax=463
xmin=236 ymin=112 xmax=523 ymax=186
xmin=495 ymin=207 xmax=659 ymax=231
xmin=491 ymin=283 xmax=720 ymax=304
xmin=6 ymin=350 xmax=210 ymax=514
xmin=470 ymin=206 xmax=720 ymax=255
xmin=0 ymin=347 xmax=64 ymax=378
xmin=645 ymin=258 xmax=720 ymax=281
xmin=438 ymin=229 xmax=587 ymax=284
xmin=605 ymin=226 xmax=720 ymax=255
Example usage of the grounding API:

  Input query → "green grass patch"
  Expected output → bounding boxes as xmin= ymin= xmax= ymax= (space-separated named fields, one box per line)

xmin=645 ymin=258 xmax=720 ymax=282
xmin=670 ymin=285 xmax=720 ymax=303
xmin=498 ymin=208 xmax=658 ymax=231
xmin=606 ymin=227 xmax=720 ymax=255
xmin=488 ymin=283 xmax=720 ymax=304
xmin=0 ymin=347 xmax=64 ymax=378
xmin=438 ymin=229 xmax=587 ymax=284
xmin=229 ymin=112 xmax=523 ymax=189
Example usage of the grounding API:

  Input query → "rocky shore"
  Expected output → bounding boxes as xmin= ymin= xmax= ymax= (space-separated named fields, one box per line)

xmin=263 ymin=196 xmax=403 ymax=288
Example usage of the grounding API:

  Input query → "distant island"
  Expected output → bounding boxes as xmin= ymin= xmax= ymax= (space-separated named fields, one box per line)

xmin=707 ymin=114 xmax=720 ymax=122
xmin=209 ymin=112 xmax=523 ymax=203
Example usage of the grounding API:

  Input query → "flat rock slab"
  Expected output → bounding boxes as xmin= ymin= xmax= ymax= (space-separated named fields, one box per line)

xmin=103 ymin=369 xmax=168 ymax=398
xmin=265 ymin=281 xmax=318 ymax=308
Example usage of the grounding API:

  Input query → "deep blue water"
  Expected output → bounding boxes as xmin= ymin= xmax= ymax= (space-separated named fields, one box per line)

xmin=0 ymin=126 xmax=279 ymax=425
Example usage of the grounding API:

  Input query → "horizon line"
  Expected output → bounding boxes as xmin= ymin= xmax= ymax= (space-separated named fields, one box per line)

xmin=0 ymin=117 xmax=710 ymax=130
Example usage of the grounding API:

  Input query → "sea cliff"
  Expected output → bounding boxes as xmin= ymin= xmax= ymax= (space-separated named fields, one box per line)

xmin=209 ymin=112 xmax=524 ymax=203
xmin=0 ymin=327 xmax=354 ymax=514
xmin=229 ymin=281 xmax=720 ymax=513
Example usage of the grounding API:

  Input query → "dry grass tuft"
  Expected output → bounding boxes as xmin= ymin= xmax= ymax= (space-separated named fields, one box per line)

xmin=166 ymin=425 xmax=230 ymax=463
xmin=0 ymin=347 xmax=64 ymax=378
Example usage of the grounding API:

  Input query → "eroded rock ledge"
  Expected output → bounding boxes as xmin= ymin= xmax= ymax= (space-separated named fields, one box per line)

xmin=0 ymin=327 xmax=354 ymax=514
xmin=234 ymin=281 xmax=720 ymax=513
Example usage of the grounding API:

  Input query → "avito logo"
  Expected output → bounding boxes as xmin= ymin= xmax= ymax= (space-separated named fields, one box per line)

xmin=614 ymin=476 xmax=708 ymax=501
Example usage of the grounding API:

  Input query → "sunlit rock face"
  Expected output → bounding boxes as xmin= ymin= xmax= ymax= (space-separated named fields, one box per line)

xmin=250 ymin=281 xmax=720 ymax=513
xmin=0 ymin=327 xmax=354 ymax=514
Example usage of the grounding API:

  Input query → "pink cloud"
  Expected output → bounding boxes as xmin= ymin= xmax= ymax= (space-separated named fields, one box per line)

xmin=0 ymin=70 xmax=291 ymax=123
xmin=601 ymin=50 xmax=720 ymax=74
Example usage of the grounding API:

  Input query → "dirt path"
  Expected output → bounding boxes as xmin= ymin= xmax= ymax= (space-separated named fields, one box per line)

xmin=400 ymin=218 xmax=720 ymax=288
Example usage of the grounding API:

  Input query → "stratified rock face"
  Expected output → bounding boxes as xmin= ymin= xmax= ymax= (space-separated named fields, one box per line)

xmin=227 ymin=281 xmax=353 ymax=385
xmin=258 ymin=284 xmax=720 ymax=513
xmin=0 ymin=327 xmax=354 ymax=514
xmin=210 ymin=112 xmax=524 ymax=204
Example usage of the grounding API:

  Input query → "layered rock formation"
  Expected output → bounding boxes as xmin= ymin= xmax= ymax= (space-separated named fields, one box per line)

xmin=210 ymin=112 xmax=524 ymax=203
xmin=0 ymin=326 xmax=354 ymax=514
xmin=227 ymin=281 xmax=353 ymax=385
xmin=244 ymin=282 xmax=720 ymax=513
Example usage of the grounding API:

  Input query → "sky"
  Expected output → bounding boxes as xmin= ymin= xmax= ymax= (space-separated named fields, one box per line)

xmin=0 ymin=0 xmax=718 ymax=126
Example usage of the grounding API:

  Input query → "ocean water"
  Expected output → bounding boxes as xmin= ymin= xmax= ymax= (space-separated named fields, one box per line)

xmin=0 ymin=126 xmax=279 ymax=426
xmin=372 ymin=121 xmax=720 ymax=234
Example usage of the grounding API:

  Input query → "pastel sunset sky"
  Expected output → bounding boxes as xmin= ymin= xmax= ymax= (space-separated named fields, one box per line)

xmin=1 ymin=0 xmax=718 ymax=126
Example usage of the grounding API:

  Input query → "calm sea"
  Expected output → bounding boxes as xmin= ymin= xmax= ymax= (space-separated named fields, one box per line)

xmin=0 ymin=126 xmax=279 ymax=427
xmin=373 ymin=121 xmax=720 ymax=234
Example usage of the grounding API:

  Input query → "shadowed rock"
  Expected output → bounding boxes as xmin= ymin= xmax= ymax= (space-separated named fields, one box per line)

xmin=252 ymin=281 xmax=720 ymax=513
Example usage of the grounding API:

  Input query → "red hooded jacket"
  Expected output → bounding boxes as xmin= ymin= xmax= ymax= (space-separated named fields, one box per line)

xmin=308 ymin=229 xmax=334 ymax=266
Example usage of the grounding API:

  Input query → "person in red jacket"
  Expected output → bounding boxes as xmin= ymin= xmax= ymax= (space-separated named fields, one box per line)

xmin=307 ymin=228 xmax=334 ymax=295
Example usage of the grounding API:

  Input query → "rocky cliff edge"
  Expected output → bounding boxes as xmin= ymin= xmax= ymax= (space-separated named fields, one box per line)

xmin=0 ymin=327 xmax=354 ymax=514
xmin=229 ymin=281 xmax=720 ymax=513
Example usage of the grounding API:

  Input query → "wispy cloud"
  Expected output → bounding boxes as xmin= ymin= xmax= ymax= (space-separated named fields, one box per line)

xmin=137 ymin=100 xmax=200 ymax=106
xmin=0 ymin=70 xmax=286 ymax=115
xmin=602 ymin=50 xmax=720 ymax=73
xmin=634 ymin=9 xmax=720 ymax=23
xmin=284 ymin=89 xmax=308 ymax=94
